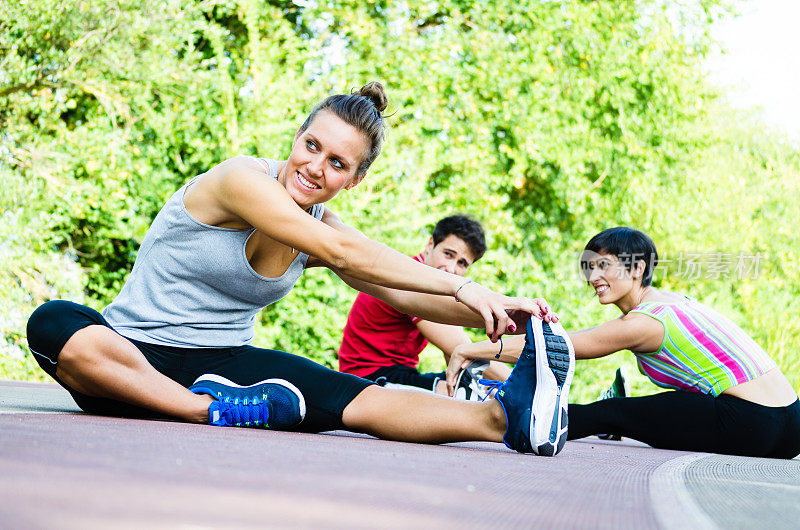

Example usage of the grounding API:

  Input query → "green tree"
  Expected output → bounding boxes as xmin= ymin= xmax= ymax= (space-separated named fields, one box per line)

xmin=2 ymin=0 xmax=798 ymax=399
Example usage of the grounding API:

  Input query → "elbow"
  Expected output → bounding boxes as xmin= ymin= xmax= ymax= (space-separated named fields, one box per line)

xmin=320 ymin=234 xmax=360 ymax=273
xmin=326 ymin=247 xmax=349 ymax=272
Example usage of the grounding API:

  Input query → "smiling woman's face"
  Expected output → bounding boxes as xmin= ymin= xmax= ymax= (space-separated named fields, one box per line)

xmin=580 ymin=250 xmax=642 ymax=305
xmin=283 ymin=111 xmax=369 ymax=209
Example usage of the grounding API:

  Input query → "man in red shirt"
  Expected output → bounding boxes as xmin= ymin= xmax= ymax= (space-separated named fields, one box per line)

xmin=338 ymin=215 xmax=511 ymax=397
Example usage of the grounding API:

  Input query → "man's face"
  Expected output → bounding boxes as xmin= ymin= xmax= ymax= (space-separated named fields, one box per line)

xmin=422 ymin=234 xmax=477 ymax=276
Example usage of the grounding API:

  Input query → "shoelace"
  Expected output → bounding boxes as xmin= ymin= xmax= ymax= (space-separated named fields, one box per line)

xmin=478 ymin=379 xmax=504 ymax=402
xmin=220 ymin=397 xmax=270 ymax=427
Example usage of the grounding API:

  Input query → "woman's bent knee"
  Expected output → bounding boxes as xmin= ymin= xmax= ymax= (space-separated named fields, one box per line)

xmin=58 ymin=325 xmax=114 ymax=364
xmin=26 ymin=300 xmax=109 ymax=369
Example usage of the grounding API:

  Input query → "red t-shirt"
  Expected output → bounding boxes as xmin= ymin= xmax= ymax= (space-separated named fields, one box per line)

xmin=338 ymin=254 xmax=429 ymax=377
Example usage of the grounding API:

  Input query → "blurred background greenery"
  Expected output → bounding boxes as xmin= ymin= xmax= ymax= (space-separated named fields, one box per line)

xmin=1 ymin=0 xmax=797 ymax=401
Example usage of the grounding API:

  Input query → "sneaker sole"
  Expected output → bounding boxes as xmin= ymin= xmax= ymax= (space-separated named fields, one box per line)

xmin=529 ymin=319 xmax=575 ymax=456
xmin=192 ymin=373 xmax=307 ymax=420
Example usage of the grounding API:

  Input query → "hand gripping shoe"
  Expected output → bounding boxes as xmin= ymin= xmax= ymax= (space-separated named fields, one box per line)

xmin=494 ymin=317 xmax=575 ymax=456
xmin=190 ymin=374 xmax=306 ymax=429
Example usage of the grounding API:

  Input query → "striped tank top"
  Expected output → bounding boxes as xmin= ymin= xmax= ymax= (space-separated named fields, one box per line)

xmin=629 ymin=299 xmax=777 ymax=396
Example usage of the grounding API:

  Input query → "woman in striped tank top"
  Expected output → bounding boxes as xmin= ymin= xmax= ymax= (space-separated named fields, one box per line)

xmin=447 ymin=227 xmax=800 ymax=458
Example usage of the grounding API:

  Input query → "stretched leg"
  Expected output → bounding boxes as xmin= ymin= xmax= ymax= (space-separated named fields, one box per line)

xmin=342 ymin=386 xmax=506 ymax=443
xmin=185 ymin=346 xmax=507 ymax=441
xmin=569 ymin=391 xmax=794 ymax=457
xmin=344 ymin=317 xmax=572 ymax=453
xmin=568 ymin=392 xmax=714 ymax=447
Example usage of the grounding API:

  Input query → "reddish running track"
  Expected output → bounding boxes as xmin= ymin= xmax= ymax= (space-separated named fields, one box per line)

xmin=1 ymin=380 xmax=798 ymax=529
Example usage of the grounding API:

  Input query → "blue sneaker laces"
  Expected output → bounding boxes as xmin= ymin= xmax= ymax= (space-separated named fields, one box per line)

xmin=208 ymin=396 xmax=271 ymax=427
xmin=478 ymin=379 xmax=504 ymax=402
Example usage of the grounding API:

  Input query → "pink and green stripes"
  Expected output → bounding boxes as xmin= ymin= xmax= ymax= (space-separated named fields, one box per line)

xmin=629 ymin=300 xmax=776 ymax=396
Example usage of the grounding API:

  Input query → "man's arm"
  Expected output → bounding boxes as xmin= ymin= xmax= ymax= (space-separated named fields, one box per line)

xmin=418 ymin=320 xmax=511 ymax=393
xmin=444 ymin=313 xmax=664 ymax=394
xmin=415 ymin=320 xmax=471 ymax=364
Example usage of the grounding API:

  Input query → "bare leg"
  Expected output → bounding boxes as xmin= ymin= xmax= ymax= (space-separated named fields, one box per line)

xmin=56 ymin=325 xmax=213 ymax=423
xmin=56 ymin=327 xmax=509 ymax=442
xmin=485 ymin=361 xmax=512 ymax=381
xmin=342 ymin=385 xmax=507 ymax=444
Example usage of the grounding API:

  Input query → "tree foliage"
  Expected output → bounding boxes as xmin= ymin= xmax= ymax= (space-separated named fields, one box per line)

xmin=2 ymin=0 xmax=797 ymax=399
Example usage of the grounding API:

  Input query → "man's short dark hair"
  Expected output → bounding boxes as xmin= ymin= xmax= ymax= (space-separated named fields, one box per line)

xmin=432 ymin=215 xmax=486 ymax=261
xmin=584 ymin=227 xmax=659 ymax=287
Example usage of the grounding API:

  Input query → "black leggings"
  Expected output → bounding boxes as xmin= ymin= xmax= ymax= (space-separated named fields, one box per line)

xmin=26 ymin=300 xmax=373 ymax=433
xmin=363 ymin=364 xmax=473 ymax=391
xmin=570 ymin=391 xmax=800 ymax=459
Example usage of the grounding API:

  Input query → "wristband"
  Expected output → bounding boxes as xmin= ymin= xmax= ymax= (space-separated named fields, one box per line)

xmin=454 ymin=280 xmax=474 ymax=302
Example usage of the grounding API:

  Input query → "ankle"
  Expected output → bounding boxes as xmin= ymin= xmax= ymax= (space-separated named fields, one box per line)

xmin=485 ymin=399 xmax=507 ymax=440
xmin=189 ymin=394 xmax=215 ymax=424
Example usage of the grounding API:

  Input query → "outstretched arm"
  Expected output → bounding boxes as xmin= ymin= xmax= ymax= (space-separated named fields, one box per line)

xmin=415 ymin=320 xmax=471 ymax=363
xmin=444 ymin=313 xmax=664 ymax=393
xmin=205 ymin=157 xmax=543 ymax=340
xmin=567 ymin=314 xmax=664 ymax=359
xmin=332 ymin=267 xmax=546 ymax=331
xmin=311 ymin=204 xmax=553 ymax=338
xmin=445 ymin=336 xmax=525 ymax=395
xmin=412 ymin=321 xmax=513 ymax=383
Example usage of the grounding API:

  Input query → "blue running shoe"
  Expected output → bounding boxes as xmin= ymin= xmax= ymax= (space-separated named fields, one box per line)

xmin=494 ymin=317 xmax=575 ymax=456
xmin=189 ymin=374 xmax=306 ymax=429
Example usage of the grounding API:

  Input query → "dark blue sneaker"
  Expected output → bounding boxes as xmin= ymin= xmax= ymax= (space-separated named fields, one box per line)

xmin=190 ymin=374 xmax=305 ymax=429
xmin=494 ymin=317 xmax=574 ymax=456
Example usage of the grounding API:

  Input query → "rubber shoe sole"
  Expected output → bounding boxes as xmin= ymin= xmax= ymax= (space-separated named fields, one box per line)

xmin=529 ymin=319 xmax=575 ymax=456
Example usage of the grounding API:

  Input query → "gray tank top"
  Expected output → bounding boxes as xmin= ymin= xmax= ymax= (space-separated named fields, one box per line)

xmin=102 ymin=158 xmax=324 ymax=347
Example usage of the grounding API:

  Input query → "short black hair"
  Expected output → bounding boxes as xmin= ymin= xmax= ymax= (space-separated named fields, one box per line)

xmin=584 ymin=227 xmax=659 ymax=287
xmin=432 ymin=215 xmax=487 ymax=261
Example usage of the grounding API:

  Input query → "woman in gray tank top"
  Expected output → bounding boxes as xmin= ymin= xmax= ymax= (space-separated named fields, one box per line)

xmin=27 ymin=83 xmax=565 ymax=455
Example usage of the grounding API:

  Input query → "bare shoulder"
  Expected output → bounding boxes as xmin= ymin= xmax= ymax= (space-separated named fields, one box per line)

xmin=646 ymin=289 xmax=689 ymax=304
xmin=213 ymin=155 xmax=273 ymax=184
xmin=188 ymin=156 xmax=268 ymax=193
xmin=619 ymin=312 xmax=665 ymax=353
xmin=184 ymin=156 xmax=280 ymax=228
xmin=221 ymin=155 xmax=268 ymax=172
xmin=320 ymin=206 xmax=342 ymax=225
xmin=620 ymin=311 xmax=661 ymax=328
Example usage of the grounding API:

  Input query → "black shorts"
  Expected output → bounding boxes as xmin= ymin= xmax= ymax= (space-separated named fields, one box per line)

xmin=26 ymin=300 xmax=373 ymax=433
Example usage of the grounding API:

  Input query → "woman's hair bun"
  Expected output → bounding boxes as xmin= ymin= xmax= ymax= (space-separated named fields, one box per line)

xmin=357 ymin=81 xmax=388 ymax=113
